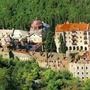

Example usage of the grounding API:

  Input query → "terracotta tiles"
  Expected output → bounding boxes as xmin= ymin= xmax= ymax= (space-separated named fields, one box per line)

xmin=55 ymin=23 xmax=90 ymax=32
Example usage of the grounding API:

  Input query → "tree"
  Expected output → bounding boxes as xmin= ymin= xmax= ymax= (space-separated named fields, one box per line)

xmin=0 ymin=68 xmax=8 ymax=90
xmin=59 ymin=34 xmax=67 ymax=53
xmin=44 ymin=30 xmax=56 ymax=52
xmin=41 ymin=69 xmax=82 ymax=90
xmin=83 ymin=79 xmax=90 ymax=90
xmin=11 ymin=60 xmax=40 ymax=90
xmin=0 ymin=0 xmax=90 ymax=30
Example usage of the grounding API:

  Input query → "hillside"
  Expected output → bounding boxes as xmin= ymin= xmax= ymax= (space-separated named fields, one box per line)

xmin=0 ymin=0 xmax=90 ymax=30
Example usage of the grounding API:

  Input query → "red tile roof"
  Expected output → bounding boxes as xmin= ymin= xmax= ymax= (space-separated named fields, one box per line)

xmin=55 ymin=23 xmax=89 ymax=32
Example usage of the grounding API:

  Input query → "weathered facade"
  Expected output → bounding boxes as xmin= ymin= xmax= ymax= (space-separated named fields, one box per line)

xmin=55 ymin=23 xmax=90 ymax=53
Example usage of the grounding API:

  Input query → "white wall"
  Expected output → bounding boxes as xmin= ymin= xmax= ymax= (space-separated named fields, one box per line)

xmin=55 ymin=30 xmax=89 ymax=53
xmin=69 ymin=62 xmax=90 ymax=79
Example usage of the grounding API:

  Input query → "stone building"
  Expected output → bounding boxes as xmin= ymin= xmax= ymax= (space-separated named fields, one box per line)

xmin=29 ymin=19 xmax=43 ymax=43
xmin=69 ymin=51 xmax=90 ymax=79
xmin=55 ymin=22 xmax=90 ymax=53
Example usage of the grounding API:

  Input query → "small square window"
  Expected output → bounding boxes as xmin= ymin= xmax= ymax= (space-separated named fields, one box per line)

xmin=84 ymin=41 xmax=88 ymax=44
xmin=77 ymin=67 xmax=79 ymax=69
xmin=86 ymin=67 xmax=88 ymax=69
xmin=80 ymin=40 xmax=82 ymax=42
xmin=80 ymin=36 xmax=82 ymax=38
xmin=82 ymin=67 xmax=83 ymax=69
xmin=77 ymin=72 xmax=79 ymax=74
xmin=82 ymin=77 xmax=84 ymax=79
xmin=88 ymin=32 xmax=90 ymax=35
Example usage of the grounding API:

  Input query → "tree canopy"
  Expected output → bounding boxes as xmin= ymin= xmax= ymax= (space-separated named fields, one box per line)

xmin=0 ymin=56 xmax=86 ymax=90
xmin=0 ymin=0 xmax=90 ymax=30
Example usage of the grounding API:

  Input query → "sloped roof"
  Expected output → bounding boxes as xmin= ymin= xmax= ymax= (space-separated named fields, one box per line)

xmin=55 ymin=23 xmax=90 ymax=32
xmin=0 ymin=29 xmax=28 ymax=39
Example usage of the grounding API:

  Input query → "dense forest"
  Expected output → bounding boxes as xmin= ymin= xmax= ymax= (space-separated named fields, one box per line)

xmin=0 ymin=56 xmax=90 ymax=90
xmin=0 ymin=0 xmax=90 ymax=30
xmin=0 ymin=1 xmax=90 ymax=89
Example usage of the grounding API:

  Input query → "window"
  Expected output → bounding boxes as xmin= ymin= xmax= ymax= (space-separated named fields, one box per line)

xmin=77 ymin=72 xmax=79 ymax=74
xmin=88 ymin=32 xmax=90 ymax=35
xmin=82 ymin=72 xmax=84 ymax=74
xmin=73 ymin=46 xmax=75 ymax=50
xmin=86 ymin=72 xmax=88 ymax=74
xmin=80 ymin=46 xmax=83 ymax=50
xmin=85 ymin=47 xmax=87 ymax=50
xmin=80 ymin=40 xmax=82 ymax=42
xmin=80 ymin=36 xmax=82 ymax=38
xmin=86 ymin=67 xmax=88 ymax=69
xmin=77 ymin=46 xmax=79 ymax=50
xmin=82 ymin=77 xmax=84 ymax=79
xmin=84 ymin=31 xmax=87 ymax=35
xmin=77 ymin=66 xmax=79 ymax=69
xmin=69 ymin=46 xmax=72 ymax=50
xmin=84 ymin=41 xmax=88 ymax=44
xmin=84 ymin=36 xmax=87 ymax=40
xmin=82 ymin=67 xmax=83 ymax=69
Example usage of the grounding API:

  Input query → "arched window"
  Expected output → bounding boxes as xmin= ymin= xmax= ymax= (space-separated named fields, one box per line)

xmin=73 ymin=46 xmax=75 ymax=50
xmin=85 ymin=47 xmax=87 ymax=50
xmin=77 ymin=46 xmax=79 ymax=50
xmin=84 ymin=41 xmax=88 ymax=44
xmin=84 ymin=36 xmax=87 ymax=40
xmin=80 ymin=46 xmax=83 ymax=50
xmin=69 ymin=46 xmax=72 ymax=50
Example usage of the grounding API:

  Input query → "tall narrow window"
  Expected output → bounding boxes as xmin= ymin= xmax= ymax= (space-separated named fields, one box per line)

xmin=85 ymin=47 xmax=87 ymax=50
xmin=73 ymin=46 xmax=75 ymax=50
xmin=80 ymin=46 xmax=83 ymax=50
xmin=77 ymin=46 xmax=79 ymax=50
xmin=69 ymin=46 xmax=72 ymax=50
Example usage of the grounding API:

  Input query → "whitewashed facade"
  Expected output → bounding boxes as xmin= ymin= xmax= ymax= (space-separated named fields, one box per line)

xmin=69 ymin=62 xmax=90 ymax=79
xmin=55 ymin=23 xmax=90 ymax=53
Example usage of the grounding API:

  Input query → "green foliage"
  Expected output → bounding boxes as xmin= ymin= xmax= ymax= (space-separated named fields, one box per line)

xmin=0 ymin=56 xmax=88 ymax=90
xmin=0 ymin=0 xmax=90 ymax=30
xmin=44 ymin=30 xmax=56 ymax=52
xmin=83 ymin=79 xmax=90 ymax=90
xmin=41 ymin=70 xmax=82 ymax=90
xmin=0 ymin=68 xmax=8 ymax=90
xmin=59 ymin=34 xmax=67 ymax=53
xmin=9 ymin=60 xmax=40 ymax=90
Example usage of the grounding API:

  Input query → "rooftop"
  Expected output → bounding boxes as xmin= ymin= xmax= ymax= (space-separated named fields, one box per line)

xmin=55 ymin=23 xmax=90 ymax=32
